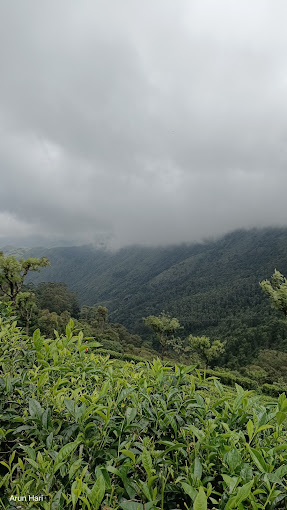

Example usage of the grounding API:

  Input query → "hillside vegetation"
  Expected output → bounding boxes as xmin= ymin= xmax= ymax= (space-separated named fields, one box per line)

xmin=9 ymin=227 xmax=287 ymax=367
xmin=1 ymin=309 xmax=287 ymax=509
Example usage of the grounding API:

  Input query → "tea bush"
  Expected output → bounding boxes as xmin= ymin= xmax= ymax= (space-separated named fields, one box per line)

xmin=261 ymin=383 xmax=287 ymax=398
xmin=206 ymin=369 xmax=259 ymax=391
xmin=1 ymin=311 xmax=287 ymax=509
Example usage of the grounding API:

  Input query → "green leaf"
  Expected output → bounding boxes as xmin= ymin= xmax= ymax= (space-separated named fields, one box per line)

xmin=29 ymin=398 xmax=42 ymax=419
xmin=240 ymin=464 xmax=253 ymax=483
xmin=247 ymin=420 xmax=254 ymax=442
xmin=71 ymin=479 xmax=81 ymax=508
xmin=158 ymin=441 xmax=186 ymax=453
xmin=79 ymin=496 xmax=91 ymax=510
xmin=121 ymin=449 xmax=136 ymax=463
xmin=65 ymin=399 xmax=75 ymax=414
xmin=255 ymin=424 xmax=273 ymax=433
xmin=222 ymin=474 xmax=239 ymax=493
xmin=125 ymin=407 xmax=137 ymax=425
xmin=53 ymin=441 xmax=79 ymax=474
xmin=141 ymin=481 xmax=152 ymax=501
xmin=188 ymin=424 xmax=205 ymax=441
xmin=274 ymin=464 xmax=287 ymax=479
xmin=88 ymin=474 xmax=105 ymax=509
xmin=0 ymin=472 xmax=10 ymax=489
xmin=278 ymin=392 xmax=287 ymax=411
xmin=46 ymin=432 xmax=53 ymax=448
xmin=119 ymin=503 xmax=155 ymax=510
xmin=181 ymin=482 xmax=197 ymax=500
xmin=69 ymin=459 xmax=82 ymax=481
xmin=38 ymin=371 xmax=49 ymax=388
xmin=19 ymin=445 xmax=36 ymax=460
xmin=193 ymin=486 xmax=207 ymax=510
xmin=225 ymin=449 xmax=241 ymax=474
xmin=42 ymin=408 xmax=49 ymax=429
xmin=25 ymin=458 xmax=39 ymax=470
xmin=106 ymin=465 xmax=121 ymax=477
xmin=249 ymin=448 xmax=269 ymax=473
xmin=33 ymin=328 xmax=41 ymax=342
xmin=51 ymin=488 xmax=63 ymax=510
xmin=119 ymin=503 xmax=144 ymax=510
xmin=98 ymin=467 xmax=112 ymax=491
xmin=66 ymin=324 xmax=72 ymax=339
xmin=117 ymin=387 xmax=134 ymax=404
xmin=276 ymin=411 xmax=287 ymax=426
xmin=193 ymin=457 xmax=202 ymax=480
xmin=214 ymin=378 xmax=223 ymax=394
xmin=86 ymin=341 xmax=102 ymax=348
xmin=234 ymin=480 xmax=253 ymax=505
xmin=142 ymin=447 xmax=153 ymax=477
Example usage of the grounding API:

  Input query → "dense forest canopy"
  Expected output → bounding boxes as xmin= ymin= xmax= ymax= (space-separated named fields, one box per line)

xmin=2 ymin=227 xmax=286 ymax=366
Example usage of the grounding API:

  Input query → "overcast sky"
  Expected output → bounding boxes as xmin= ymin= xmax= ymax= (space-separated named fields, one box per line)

xmin=1 ymin=1 xmax=287 ymax=248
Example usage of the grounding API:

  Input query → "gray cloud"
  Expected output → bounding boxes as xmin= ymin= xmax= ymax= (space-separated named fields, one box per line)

xmin=1 ymin=0 xmax=287 ymax=248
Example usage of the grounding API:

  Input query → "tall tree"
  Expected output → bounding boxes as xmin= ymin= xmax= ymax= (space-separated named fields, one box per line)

xmin=260 ymin=269 xmax=287 ymax=316
xmin=0 ymin=253 xmax=49 ymax=306
xmin=188 ymin=335 xmax=225 ymax=369
xmin=96 ymin=306 xmax=108 ymax=333
xmin=16 ymin=291 xmax=37 ymax=336
xmin=143 ymin=312 xmax=181 ymax=359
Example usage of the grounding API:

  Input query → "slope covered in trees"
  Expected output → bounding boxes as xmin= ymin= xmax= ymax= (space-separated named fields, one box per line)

xmin=2 ymin=227 xmax=287 ymax=367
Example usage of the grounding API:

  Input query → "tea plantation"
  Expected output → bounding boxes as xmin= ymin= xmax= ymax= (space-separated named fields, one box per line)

xmin=1 ymin=312 xmax=287 ymax=509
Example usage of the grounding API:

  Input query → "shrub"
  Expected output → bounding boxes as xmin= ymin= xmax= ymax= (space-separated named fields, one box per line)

xmin=261 ymin=382 xmax=287 ymax=397
xmin=1 ymin=309 xmax=287 ymax=509
xmin=206 ymin=368 xmax=259 ymax=390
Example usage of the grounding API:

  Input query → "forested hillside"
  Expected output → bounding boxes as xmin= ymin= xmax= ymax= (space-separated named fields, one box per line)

xmin=2 ymin=227 xmax=287 ymax=367
xmin=1 ymin=234 xmax=287 ymax=508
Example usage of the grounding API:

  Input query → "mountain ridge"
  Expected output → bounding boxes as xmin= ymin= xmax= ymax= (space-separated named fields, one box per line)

xmin=2 ymin=227 xmax=287 ymax=366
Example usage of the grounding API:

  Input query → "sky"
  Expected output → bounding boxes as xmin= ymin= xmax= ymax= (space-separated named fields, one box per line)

xmin=1 ymin=0 xmax=287 ymax=249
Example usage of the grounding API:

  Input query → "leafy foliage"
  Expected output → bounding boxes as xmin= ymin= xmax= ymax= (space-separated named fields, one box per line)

xmin=260 ymin=269 xmax=287 ymax=317
xmin=0 ymin=252 xmax=49 ymax=305
xmin=1 ymin=304 xmax=287 ymax=509
xmin=188 ymin=335 xmax=225 ymax=369
xmin=15 ymin=291 xmax=37 ymax=335
xmin=143 ymin=313 xmax=181 ymax=359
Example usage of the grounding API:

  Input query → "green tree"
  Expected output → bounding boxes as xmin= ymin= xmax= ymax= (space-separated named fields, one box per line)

xmin=37 ymin=309 xmax=60 ymax=337
xmin=260 ymin=269 xmax=287 ymax=316
xmin=143 ymin=312 xmax=181 ymax=359
xmin=79 ymin=306 xmax=98 ymax=325
xmin=0 ymin=253 xmax=49 ymax=306
xmin=96 ymin=306 xmax=108 ymax=333
xmin=37 ymin=309 xmax=71 ymax=337
xmin=16 ymin=291 xmax=37 ymax=336
xmin=188 ymin=335 xmax=225 ymax=368
xmin=35 ymin=282 xmax=79 ymax=317
xmin=79 ymin=305 xmax=109 ymax=333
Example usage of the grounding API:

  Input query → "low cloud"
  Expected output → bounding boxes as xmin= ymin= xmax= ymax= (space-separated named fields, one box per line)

xmin=1 ymin=0 xmax=287 ymax=248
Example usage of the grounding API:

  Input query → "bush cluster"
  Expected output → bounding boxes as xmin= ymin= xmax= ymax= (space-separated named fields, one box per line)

xmin=1 ymin=312 xmax=287 ymax=509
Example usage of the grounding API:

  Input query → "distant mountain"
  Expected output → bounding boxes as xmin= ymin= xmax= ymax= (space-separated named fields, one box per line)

xmin=0 ymin=246 xmax=31 ymax=258
xmin=0 ymin=232 xmax=111 ymax=250
xmin=2 ymin=227 xmax=287 ymax=367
